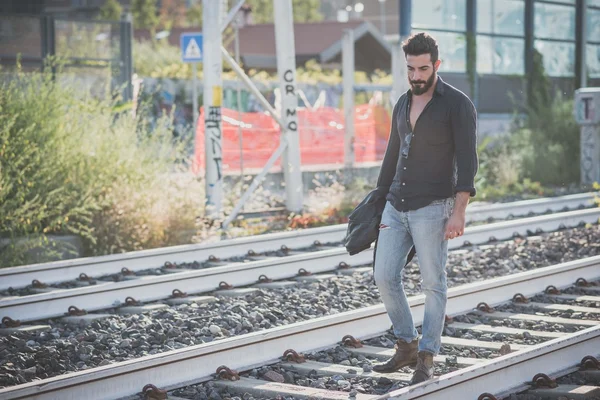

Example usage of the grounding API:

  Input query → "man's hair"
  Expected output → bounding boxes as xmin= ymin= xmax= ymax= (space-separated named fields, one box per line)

xmin=402 ymin=32 xmax=439 ymax=64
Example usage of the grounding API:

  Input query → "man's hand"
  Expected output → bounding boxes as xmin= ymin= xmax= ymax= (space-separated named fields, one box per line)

xmin=444 ymin=192 xmax=471 ymax=240
xmin=444 ymin=212 xmax=465 ymax=240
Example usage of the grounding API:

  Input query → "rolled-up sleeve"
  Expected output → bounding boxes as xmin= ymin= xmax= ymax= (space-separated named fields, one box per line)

xmin=451 ymin=97 xmax=478 ymax=197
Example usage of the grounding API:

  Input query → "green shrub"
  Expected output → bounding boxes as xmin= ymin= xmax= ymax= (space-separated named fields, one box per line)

xmin=511 ymin=95 xmax=579 ymax=185
xmin=0 ymin=65 xmax=200 ymax=267
xmin=510 ymin=50 xmax=580 ymax=185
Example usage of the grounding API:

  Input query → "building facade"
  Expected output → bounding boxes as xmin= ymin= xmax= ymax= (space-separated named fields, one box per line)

xmin=321 ymin=0 xmax=600 ymax=113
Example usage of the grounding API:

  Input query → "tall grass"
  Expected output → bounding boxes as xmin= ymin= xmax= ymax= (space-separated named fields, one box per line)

xmin=0 ymin=65 xmax=203 ymax=267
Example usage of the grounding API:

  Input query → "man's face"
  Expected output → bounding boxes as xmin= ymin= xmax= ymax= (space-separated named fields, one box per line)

xmin=406 ymin=54 xmax=441 ymax=96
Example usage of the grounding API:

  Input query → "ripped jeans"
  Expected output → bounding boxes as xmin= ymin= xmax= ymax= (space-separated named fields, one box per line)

xmin=373 ymin=198 xmax=453 ymax=355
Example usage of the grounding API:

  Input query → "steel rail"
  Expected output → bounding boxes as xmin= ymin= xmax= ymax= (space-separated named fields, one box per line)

xmin=0 ymin=224 xmax=346 ymax=291
xmin=376 ymin=329 xmax=600 ymax=400
xmin=2 ymin=208 xmax=600 ymax=323
xmin=465 ymin=191 xmax=597 ymax=223
xmin=1 ymin=255 xmax=599 ymax=400
xmin=0 ymin=192 xmax=596 ymax=291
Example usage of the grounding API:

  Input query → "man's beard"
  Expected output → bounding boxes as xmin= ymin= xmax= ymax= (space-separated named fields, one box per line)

xmin=410 ymin=72 xmax=436 ymax=96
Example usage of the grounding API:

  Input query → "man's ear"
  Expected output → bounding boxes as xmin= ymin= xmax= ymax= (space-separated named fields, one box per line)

xmin=434 ymin=59 xmax=442 ymax=72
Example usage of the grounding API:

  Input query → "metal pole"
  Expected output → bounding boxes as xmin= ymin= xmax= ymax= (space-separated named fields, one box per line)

xmin=203 ymin=0 xmax=223 ymax=218
xmin=221 ymin=46 xmax=284 ymax=127
xmin=399 ymin=0 xmax=412 ymax=38
xmin=391 ymin=0 xmax=412 ymax=103
xmin=222 ymin=139 xmax=289 ymax=228
xmin=192 ymin=62 xmax=199 ymax=133
xmin=221 ymin=0 xmax=246 ymax=33
xmin=466 ymin=0 xmax=478 ymax=107
xmin=119 ymin=13 xmax=133 ymax=102
xmin=575 ymin=0 xmax=588 ymax=89
xmin=235 ymin=22 xmax=244 ymax=189
xmin=379 ymin=0 xmax=386 ymax=34
xmin=41 ymin=15 xmax=56 ymax=78
xmin=524 ymin=0 xmax=535 ymax=102
xmin=343 ymin=29 xmax=355 ymax=168
xmin=274 ymin=0 xmax=303 ymax=213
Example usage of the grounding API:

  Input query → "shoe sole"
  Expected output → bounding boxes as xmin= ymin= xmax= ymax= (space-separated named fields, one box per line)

xmin=372 ymin=359 xmax=418 ymax=373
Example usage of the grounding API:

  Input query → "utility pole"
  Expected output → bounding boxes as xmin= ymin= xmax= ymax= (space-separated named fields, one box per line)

xmin=392 ymin=0 xmax=411 ymax=102
xmin=343 ymin=29 xmax=355 ymax=168
xmin=379 ymin=0 xmax=386 ymax=34
xmin=273 ymin=0 xmax=303 ymax=212
xmin=202 ymin=0 xmax=224 ymax=217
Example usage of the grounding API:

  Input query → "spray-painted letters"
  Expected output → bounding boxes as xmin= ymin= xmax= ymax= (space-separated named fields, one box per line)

xmin=206 ymin=106 xmax=223 ymax=180
xmin=581 ymin=127 xmax=598 ymax=184
xmin=283 ymin=69 xmax=298 ymax=132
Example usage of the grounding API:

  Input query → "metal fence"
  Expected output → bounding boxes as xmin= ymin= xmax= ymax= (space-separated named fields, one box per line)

xmin=0 ymin=13 xmax=133 ymax=100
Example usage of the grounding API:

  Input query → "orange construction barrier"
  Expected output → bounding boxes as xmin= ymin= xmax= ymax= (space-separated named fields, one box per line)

xmin=192 ymin=104 xmax=391 ymax=175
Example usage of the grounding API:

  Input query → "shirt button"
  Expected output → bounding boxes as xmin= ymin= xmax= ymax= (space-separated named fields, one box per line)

xmin=401 ymin=199 xmax=405 ymax=202
xmin=402 ymin=182 xmax=406 ymax=186
xmin=403 ymin=167 xmax=407 ymax=170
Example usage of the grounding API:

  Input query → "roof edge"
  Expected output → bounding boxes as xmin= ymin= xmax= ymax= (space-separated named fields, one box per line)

xmin=319 ymin=21 xmax=391 ymax=64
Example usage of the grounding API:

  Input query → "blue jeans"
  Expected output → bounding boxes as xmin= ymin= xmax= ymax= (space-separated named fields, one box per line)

xmin=374 ymin=198 xmax=453 ymax=355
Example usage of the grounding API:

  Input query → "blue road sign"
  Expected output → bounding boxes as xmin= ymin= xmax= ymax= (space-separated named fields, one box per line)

xmin=181 ymin=33 xmax=203 ymax=63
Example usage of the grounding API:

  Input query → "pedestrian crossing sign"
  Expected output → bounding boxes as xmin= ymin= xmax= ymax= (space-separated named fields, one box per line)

xmin=181 ymin=33 xmax=203 ymax=62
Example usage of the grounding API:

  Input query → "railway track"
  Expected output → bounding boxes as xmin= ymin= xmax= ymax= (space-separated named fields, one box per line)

xmin=0 ymin=207 xmax=599 ymax=324
xmin=0 ymin=192 xmax=599 ymax=399
xmin=490 ymin=357 xmax=600 ymax=400
xmin=1 ymin=255 xmax=598 ymax=399
xmin=0 ymin=192 xmax=596 ymax=292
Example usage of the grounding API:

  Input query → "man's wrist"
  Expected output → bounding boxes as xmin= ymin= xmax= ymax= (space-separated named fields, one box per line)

xmin=452 ymin=192 xmax=470 ymax=216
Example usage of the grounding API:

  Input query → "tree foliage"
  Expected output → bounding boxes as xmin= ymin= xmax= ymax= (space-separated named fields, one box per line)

xmin=132 ymin=0 xmax=159 ymax=30
xmin=291 ymin=0 xmax=323 ymax=22
xmin=186 ymin=4 xmax=203 ymax=28
xmin=99 ymin=0 xmax=122 ymax=21
xmin=244 ymin=0 xmax=323 ymax=24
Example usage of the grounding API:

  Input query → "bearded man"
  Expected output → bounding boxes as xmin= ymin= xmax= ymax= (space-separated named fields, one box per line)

xmin=371 ymin=32 xmax=479 ymax=385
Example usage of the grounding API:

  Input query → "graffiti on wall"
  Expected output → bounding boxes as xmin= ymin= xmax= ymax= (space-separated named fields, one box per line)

xmin=581 ymin=126 xmax=598 ymax=184
xmin=206 ymin=105 xmax=223 ymax=181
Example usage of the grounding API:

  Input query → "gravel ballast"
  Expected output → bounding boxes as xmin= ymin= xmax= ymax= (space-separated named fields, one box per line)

xmin=1 ymin=224 xmax=600 ymax=389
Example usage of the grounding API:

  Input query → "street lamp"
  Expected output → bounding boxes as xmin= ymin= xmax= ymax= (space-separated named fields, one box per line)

xmin=378 ymin=0 xmax=386 ymax=34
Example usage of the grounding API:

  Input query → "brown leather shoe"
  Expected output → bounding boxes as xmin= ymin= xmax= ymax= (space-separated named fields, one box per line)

xmin=372 ymin=338 xmax=418 ymax=373
xmin=409 ymin=351 xmax=434 ymax=384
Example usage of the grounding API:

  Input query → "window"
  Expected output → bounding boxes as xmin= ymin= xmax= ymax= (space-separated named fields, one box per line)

xmin=435 ymin=31 xmax=466 ymax=72
xmin=410 ymin=0 xmax=467 ymax=72
xmin=477 ymin=36 xmax=525 ymax=74
xmin=476 ymin=0 xmax=525 ymax=75
xmin=588 ymin=44 xmax=600 ymax=78
xmin=533 ymin=2 xmax=576 ymax=77
xmin=477 ymin=0 xmax=524 ymax=36
xmin=588 ymin=8 xmax=600 ymax=43
xmin=534 ymin=40 xmax=575 ymax=76
xmin=589 ymin=3 xmax=600 ymax=79
xmin=410 ymin=29 xmax=466 ymax=72
xmin=412 ymin=0 xmax=466 ymax=31
xmin=534 ymin=2 xmax=575 ymax=41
